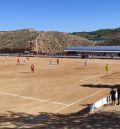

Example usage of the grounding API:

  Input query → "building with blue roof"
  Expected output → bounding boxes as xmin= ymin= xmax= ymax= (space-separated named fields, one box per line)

xmin=64 ymin=46 xmax=120 ymax=58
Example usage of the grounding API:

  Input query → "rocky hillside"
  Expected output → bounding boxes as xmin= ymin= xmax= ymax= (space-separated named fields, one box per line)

xmin=0 ymin=29 xmax=93 ymax=54
xmin=0 ymin=29 xmax=39 ymax=53
xmin=36 ymin=31 xmax=93 ymax=54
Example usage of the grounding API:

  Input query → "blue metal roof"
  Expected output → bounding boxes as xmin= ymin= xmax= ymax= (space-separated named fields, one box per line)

xmin=64 ymin=46 xmax=120 ymax=52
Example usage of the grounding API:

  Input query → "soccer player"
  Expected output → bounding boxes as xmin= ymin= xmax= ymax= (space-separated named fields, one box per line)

xmin=50 ymin=59 xmax=52 ymax=65
xmin=105 ymin=64 xmax=109 ymax=74
xmin=84 ymin=60 xmax=87 ymax=68
xmin=27 ymin=56 xmax=29 ymax=61
xmin=24 ymin=58 xmax=27 ymax=64
xmin=17 ymin=58 xmax=20 ymax=64
xmin=57 ymin=58 xmax=59 ymax=64
xmin=31 ymin=64 xmax=35 ymax=73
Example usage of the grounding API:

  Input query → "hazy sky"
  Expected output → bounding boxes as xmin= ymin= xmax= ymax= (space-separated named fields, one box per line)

xmin=0 ymin=0 xmax=120 ymax=32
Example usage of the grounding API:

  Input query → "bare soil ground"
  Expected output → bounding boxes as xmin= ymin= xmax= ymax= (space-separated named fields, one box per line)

xmin=0 ymin=57 xmax=120 ymax=129
xmin=0 ymin=56 xmax=120 ymax=128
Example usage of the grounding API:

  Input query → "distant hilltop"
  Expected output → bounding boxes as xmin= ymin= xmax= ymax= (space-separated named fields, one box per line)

xmin=0 ymin=29 xmax=93 ymax=54
xmin=71 ymin=27 xmax=120 ymax=46
xmin=0 ymin=27 xmax=120 ymax=54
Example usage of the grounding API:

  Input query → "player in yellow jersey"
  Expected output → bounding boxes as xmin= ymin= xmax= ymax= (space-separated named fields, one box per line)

xmin=105 ymin=64 xmax=109 ymax=74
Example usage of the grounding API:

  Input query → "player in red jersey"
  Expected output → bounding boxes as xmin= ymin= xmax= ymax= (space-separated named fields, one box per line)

xmin=31 ymin=64 xmax=35 ymax=73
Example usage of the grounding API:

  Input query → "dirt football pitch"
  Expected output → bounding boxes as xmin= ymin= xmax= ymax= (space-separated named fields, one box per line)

xmin=0 ymin=56 xmax=120 ymax=116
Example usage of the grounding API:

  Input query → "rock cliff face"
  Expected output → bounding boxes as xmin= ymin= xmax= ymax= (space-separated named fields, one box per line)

xmin=0 ymin=29 xmax=93 ymax=54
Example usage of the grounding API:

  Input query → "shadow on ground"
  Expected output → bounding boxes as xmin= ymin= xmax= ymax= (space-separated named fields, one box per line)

xmin=81 ymin=84 xmax=120 ymax=89
xmin=0 ymin=106 xmax=120 ymax=129
xmin=100 ymin=72 xmax=120 ymax=79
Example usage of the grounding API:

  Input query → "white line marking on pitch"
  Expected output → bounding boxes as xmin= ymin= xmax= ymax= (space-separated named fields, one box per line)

xmin=0 ymin=91 xmax=68 ymax=106
xmin=79 ymin=73 xmax=101 ymax=83
xmin=79 ymin=67 xmax=120 ymax=83
xmin=54 ymin=81 xmax=120 ymax=113
xmin=54 ymin=89 xmax=105 ymax=113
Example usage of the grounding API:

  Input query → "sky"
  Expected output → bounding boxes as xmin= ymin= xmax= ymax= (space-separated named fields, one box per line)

xmin=0 ymin=0 xmax=120 ymax=32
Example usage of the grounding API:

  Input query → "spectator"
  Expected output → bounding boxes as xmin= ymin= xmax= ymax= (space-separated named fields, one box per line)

xmin=117 ymin=88 xmax=120 ymax=105
xmin=110 ymin=88 xmax=116 ymax=106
